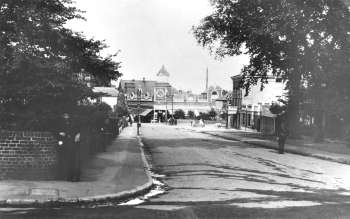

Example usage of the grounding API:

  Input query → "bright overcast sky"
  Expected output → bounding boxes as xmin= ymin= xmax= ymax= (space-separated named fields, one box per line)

xmin=67 ymin=0 xmax=249 ymax=93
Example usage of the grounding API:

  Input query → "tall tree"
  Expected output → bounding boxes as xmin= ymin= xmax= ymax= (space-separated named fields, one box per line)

xmin=0 ymin=0 xmax=122 ymax=130
xmin=193 ymin=0 xmax=350 ymax=138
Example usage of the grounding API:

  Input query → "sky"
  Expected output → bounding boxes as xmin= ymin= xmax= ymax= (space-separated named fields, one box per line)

xmin=67 ymin=0 xmax=249 ymax=93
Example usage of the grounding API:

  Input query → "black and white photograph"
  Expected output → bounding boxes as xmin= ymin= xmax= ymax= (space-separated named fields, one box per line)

xmin=0 ymin=0 xmax=350 ymax=218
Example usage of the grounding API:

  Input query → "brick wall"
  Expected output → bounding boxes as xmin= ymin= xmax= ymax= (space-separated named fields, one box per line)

xmin=0 ymin=130 xmax=58 ymax=180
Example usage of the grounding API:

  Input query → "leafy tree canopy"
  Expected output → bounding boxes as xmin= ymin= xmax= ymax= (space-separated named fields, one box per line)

xmin=194 ymin=0 xmax=349 ymax=91
xmin=193 ymin=0 xmax=350 ymax=135
xmin=0 ymin=0 xmax=122 ymax=130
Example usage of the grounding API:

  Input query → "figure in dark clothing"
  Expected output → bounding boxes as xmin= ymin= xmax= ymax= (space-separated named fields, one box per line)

xmin=276 ymin=112 xmax=289 ymax=154
xmin=57 ymin=113 xmax=81 ymax=181
xmin=128 ymin=115 xmax=133 ymax=126
xmin=101 ymin=118 xmax=113 ymax=151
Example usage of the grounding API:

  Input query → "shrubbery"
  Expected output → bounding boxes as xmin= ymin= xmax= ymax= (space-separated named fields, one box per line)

xmin=187 ymin=110 xmax=195 ymax=119
xmin=174 ymin=109 xmax=185 ymax=119
xmin=197 ymin=109 xmax=217 ymax=121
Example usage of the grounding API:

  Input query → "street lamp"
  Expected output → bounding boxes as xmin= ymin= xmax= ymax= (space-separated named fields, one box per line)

xmin=226 ymin=100 xmax=229 ymax=129
xmin=137 ymin=88 xmax=141 ymax=135
xmin=165 ymin=90 xmax=168 ymax=124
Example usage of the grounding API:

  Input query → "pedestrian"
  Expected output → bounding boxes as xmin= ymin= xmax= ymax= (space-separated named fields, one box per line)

xmin=129 ymin=115 xmax=133 ymax=126
xmin=57 ymin=113 xmax=81 ymax=181
xmin=277 ymin=112 xmax=288 ymax=154
xmin=101 ymin=118 xmax=112 ymax=152
xmin=122 ymin=116 xmax=127 ymax=128
xmin=199 ymin=118 xmax=205 ymax=127
xmin=71 ymin=131 xmax=81 ymax=181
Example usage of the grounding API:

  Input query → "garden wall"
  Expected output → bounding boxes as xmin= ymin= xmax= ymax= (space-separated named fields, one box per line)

xmin=0 ymin=130 xmax=58 ymax=180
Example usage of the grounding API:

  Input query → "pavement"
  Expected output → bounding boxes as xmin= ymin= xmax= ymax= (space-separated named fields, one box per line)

xmin=176 ymin=123 xmax=350 ymax=165
xmin=0 ymin=126 xmax=153 ymax=207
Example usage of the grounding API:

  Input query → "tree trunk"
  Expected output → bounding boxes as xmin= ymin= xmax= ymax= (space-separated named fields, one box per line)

xmin=286 ymin=70 xmax=302 ymax=139
xmin=313 ymin=84 xmax=327 ymax=142
xmin=314 ymin=109 xmax=326 ymax=142
xmin=286 ymin=96 xmax=300 ymax=138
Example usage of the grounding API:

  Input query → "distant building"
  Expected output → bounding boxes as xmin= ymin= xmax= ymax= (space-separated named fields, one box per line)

xmin=74 ymin=69 xmax=111 ymax=87
xmin=230 ymin=74 xmax=286 ymax=134
xmin=157 ymin=65 xmax=170 ymax=83
xmin=118 ymin=66 xmax=229 ymax=122
xmin=92 ymin=86 xmax=119 ymax=110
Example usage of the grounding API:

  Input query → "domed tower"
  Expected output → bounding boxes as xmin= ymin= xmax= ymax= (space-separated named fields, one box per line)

xmin=157 ymin=65 xmax=170 ymax=82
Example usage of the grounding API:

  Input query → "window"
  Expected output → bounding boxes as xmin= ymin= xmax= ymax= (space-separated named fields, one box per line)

xmin=275 ymin=77 xmax=283 ymax=82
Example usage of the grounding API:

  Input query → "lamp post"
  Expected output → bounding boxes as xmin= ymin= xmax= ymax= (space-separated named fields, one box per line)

xmin=226 ymin=101 xmax=229 ymax=129
xmin=245 ymin=106 xmax=247 ymax=131
xmin=137 ymin=88 xmax=141 ymax=136
xmin=165 ymin=90 xmax=168 ymax=124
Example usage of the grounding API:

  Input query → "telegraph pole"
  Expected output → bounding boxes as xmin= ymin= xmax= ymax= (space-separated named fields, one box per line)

xmin=172 ymin=93 xmax=174 ymax=117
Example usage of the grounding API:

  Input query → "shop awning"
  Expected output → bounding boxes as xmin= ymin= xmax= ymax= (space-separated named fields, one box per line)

xmin=140 ymin=109 xmax=153 ymax=116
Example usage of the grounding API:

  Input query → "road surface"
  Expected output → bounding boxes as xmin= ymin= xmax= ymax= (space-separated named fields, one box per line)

xmin=1 ymin=123 xmax=350 ymax=218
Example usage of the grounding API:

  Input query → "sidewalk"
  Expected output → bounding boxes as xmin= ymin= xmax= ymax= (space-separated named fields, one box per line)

xmin=177 ymin=124 xmax=350 ymax=165
xmin=0 ymin=126 xmax=152 ymax=207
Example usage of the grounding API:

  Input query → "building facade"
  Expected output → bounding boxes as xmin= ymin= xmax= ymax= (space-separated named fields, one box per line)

xmin=230 ymin=74 xmax=286 ymax=134
xmin=118 ymin=78 xmax=224 ymax=122
xmin=119 ymin=66 xmax=230 ymax=122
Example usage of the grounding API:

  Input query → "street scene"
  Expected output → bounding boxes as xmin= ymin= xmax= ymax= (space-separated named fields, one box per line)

xmin=2 ymin=124 xmax=350 ymax=218
xmin=1 ymin=0 xmax=350 ymax=218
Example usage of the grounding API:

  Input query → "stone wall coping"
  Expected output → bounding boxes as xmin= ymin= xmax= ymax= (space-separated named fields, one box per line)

xmin=0 ymin=130 xmax=54 ymax=138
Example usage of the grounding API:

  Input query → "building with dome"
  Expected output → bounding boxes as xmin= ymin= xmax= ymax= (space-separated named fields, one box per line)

xmin=156 ymin=65 xmax=170 ymax=82
xmin=118 ymin=66 xmax=229 ymax=122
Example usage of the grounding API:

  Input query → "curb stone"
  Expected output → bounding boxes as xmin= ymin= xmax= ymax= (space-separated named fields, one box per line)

xmin=0 ymin=132 xmax=154 ymax=208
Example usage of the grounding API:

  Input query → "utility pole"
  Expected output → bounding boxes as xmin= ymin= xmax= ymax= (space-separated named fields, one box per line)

xmin=171 ymin=93 xmax=174 ymax=118
xmin=205 ymin=67 xmax=208 ymax=92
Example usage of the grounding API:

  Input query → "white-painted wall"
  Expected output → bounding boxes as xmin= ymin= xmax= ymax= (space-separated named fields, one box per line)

xmin=101 ymin=97 xmax=118 ymax=110
xmin=242 ymin=80 xmax=286 ymax=107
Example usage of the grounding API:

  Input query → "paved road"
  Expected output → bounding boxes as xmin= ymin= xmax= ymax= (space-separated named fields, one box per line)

xmin=2 ymin=123 xmax=350 ymax=218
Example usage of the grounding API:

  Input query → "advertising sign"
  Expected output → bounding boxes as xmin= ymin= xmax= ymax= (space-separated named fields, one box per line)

xmin=228 ymin=106 xmax=237 ymax=115
xmin=154 ymin=87 xmax=167 ymax=102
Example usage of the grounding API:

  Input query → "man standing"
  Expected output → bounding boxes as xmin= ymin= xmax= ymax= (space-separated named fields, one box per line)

xmin=128 ymin=115 xmax=133 ymax=126
xmin=57 ymin=113 xmax=81 ymax=181
xmin=276 ymin=112 xmax=289 ymax=154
